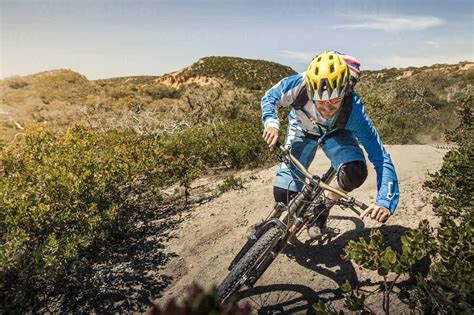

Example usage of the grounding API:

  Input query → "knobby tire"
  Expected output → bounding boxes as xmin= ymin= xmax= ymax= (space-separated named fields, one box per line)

xmin=218 ymin=226 xmax=283 ymax=304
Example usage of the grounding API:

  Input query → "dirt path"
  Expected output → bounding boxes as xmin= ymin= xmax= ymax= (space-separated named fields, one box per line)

xmin=156 ymin=145 xmax=447 ymax=313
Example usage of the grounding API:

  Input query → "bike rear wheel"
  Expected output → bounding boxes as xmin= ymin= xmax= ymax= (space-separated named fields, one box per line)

xmin=218 ymin=226 xmax=283 ymax=304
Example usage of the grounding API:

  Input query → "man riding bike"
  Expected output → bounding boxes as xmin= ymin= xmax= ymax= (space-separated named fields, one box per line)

xmin=261 ymin=51 xmax=399 ymax=236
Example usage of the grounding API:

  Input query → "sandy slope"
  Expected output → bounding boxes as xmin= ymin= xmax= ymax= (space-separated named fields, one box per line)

xmin=156 ymin=145 xmax=447 ymax=313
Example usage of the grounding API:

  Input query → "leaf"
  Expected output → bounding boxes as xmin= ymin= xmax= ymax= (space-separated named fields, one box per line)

xmin=378 ymin=266 xmax=389 ymax=276
xmin=384 ymin=248 xmax=398 ymax=264
xmin=341 ymin=280 xmax=352 ymax=293
xmin=398 ymin=289 xmax=410 ymax=301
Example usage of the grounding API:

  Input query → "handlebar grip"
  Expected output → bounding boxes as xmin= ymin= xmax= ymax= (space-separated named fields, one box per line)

xmin=351 ymin=201 xmax=368 ymax=217
xmin=351 ymin=208 xmax=362 ymax=216
xmin=275 ymin=140 xmax=283 ymax=151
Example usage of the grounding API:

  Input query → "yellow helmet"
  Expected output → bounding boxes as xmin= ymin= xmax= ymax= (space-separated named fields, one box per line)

xmin=305 ymin=51 xmax=350 ymax=101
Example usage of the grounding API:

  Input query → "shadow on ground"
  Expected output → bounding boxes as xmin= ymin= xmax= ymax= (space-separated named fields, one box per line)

xmin=32 ymin=206 xmax=191 ymax=313
xmin=236 ymin=217 xmax=430 ymax=314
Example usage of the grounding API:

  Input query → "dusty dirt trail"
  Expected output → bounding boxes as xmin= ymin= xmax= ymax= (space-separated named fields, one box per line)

xmin=156 ymin=145 xmax=447 ymax=313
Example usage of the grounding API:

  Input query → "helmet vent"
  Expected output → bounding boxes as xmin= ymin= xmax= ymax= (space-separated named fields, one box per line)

xmin=329 ymin=55 xmax=333 ymax=60
xmin=322 ymin=81 xmax=328 ymax=90
xmin=332 ymin=79 xmax=337 ymax=88
xmin=315 ymin=67 xmax=319 ymax=75
xmin=330 ymin=64 xmax=335 ymax=73
xmin=317 ymin=56 xmax=322 ymax=62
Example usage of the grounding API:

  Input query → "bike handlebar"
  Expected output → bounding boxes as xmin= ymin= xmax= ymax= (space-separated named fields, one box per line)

xmin=276 ymin=144 xmax=369 ymax=215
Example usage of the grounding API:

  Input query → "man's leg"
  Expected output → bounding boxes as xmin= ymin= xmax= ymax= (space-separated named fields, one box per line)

xmin=274 ymin=128 xmax=319 ymax=194
xmin=272 ymin=129 xmax=318 ymax=223
xmin=308 ymin=130 xmax=368 ymax=236
xmin=274 ymin=186 xmax=298 ymax=206
xmin=247 ymin=127 xmax=318 ymax=237
xmin=309 ymin=161 xmax=368 ymax=233
xmin=329 ymin=160 xmax=368 ymax=199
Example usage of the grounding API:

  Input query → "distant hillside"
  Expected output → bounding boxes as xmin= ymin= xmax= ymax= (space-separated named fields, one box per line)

xmin=156 ymin=56 xmax=296 ymax=90
xmin=360 ymin=62 xmax=473 ymax=103
xmin=1 ymin=69 xmax=93 ymax=106
xmin=0 ymin=58 xmax=472 ymax=143
xmin=357 ymin=62 xmax=473 ymax=143
xmin=0 ymin=57 xmax=296 ymax=139
xmin=0 ymin=70 xmax=97 ymax=138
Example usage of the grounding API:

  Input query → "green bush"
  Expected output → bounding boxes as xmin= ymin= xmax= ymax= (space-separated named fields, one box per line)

xmin=313 ymin=224 xmax=435 ymax=315
xmin=342 ymin=224 xmax=435 ymax=314
xmin=1 ymin=112 xmax=272 ymax=310
xmin=358 ymin=93 xmax=438 ymax=144
xmin=108 ymin=86 xmax=133 ymax=99
xmin=1 ymin=126 xmax=172 ymax=305
xmin=6 ymin=76 xmax=29 ymax=89
xmin=218 ymin=175 xmax=246 ymax=194
xmin=141 ymin=84 xmax=180 ymax=99
xmin=412 ymin=95 xmax=474 ymax=312
xmin=357 ymin=64 xmax=472 ymax=144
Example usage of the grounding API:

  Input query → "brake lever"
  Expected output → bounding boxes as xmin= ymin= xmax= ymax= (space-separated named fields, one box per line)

xmin=336 ymin=197 xmax=362 ymax=216
xmin=274 ymin=142 xmax=289 ymax=164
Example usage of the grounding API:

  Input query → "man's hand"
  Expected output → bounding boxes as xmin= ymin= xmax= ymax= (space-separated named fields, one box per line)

xmin=262 ymin=127 xmax=279 ymax=151
xmin=360 ymin=205 xmax=390 ymax=223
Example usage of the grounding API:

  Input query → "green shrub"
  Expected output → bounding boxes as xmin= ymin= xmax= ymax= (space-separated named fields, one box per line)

xmin=141 ymin=84 xmax=180 ymax=99
xmin=313 ymin=224 xmax=436 ymax=315
xmin=412 ymin=95 xmax=474 ymax=312
xmin=6 ymin=76 xmax=29 ymax=89
xmin=0 ymin=126 xmax=169 ymax=296
xmin=218 ymin=175 xmax=246 ymax=194
xmin=1 ymin=112 xmax=272 ymax=310
xmin=358 ymin=93 xmax=438 ymax=144
xmin=342 ymin=223 xmax=435 ymax=314
xmin=108 ymin=86 xmax=133 ymax=99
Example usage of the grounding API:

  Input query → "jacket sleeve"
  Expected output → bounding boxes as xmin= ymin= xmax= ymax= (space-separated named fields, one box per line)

xmin=261 ymin=73 xmax=304 ymax=130
xmin=346 ymin=93 xmax=400 ymax=213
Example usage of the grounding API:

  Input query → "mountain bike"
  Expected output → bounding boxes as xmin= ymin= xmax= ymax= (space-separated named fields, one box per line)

xmin=217 ymin=143 xmax=369 ymax=304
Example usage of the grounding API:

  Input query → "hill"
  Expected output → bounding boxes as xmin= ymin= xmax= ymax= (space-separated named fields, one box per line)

xmin=357 ymin=62 xmax=473 ymax=143
xmin=0 ymin=70 xmax=95 ymax=137
xmin=0 ymin=58 xmax=472 ymax=143
xmin=0 ymin=57 xmax=295 ymax=140
xmin=156 ymin=56 xmax=296 ymax=90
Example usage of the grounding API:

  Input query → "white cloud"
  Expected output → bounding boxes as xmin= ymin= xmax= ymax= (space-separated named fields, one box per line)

xmin=377 ymin=53 xmax=473 ymax=68
xmin=333 ymin=15 xmax=444 ymax=32
xmin=278 ymin=50 xmax=315 ymax=63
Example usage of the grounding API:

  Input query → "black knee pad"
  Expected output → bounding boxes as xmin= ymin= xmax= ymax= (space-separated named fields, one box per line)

xmin=274 ymin=187 xmax=298 ymax=205
xmin=337 ymin=161 xmax=368 ymax=192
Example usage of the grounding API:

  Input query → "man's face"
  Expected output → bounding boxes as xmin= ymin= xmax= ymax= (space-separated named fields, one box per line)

xmin=315 ymin=97 xmax=343 ymax=119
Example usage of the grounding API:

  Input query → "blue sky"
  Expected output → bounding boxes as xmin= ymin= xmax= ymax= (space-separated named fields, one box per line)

xmin=1 ymin=0 xmax=473 ymax=79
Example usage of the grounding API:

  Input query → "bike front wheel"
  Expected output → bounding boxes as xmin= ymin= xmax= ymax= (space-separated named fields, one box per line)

xmin=218 ymin=226 xmax=284 ymax=304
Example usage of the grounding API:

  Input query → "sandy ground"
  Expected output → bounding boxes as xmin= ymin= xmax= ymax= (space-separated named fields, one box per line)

xmin=155 ymin=144 xmax=448 ymax=314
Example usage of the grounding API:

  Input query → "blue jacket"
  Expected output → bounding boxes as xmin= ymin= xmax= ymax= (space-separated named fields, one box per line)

xmin=261 ymin=73 xmax=399 ymax=213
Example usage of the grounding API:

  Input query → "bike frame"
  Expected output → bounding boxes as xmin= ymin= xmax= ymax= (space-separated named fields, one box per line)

xmin=221 ymin=143 xmax=370 ymax=303
xmin=275 ymin=143 xmax=369 ymax=215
